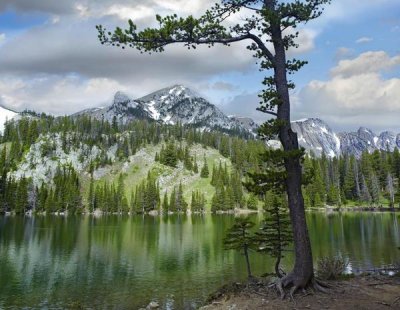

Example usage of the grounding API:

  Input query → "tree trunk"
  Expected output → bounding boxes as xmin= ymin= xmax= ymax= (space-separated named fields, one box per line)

xmin=270 ymin=17 xmax=314 ymax=289
xmin=244 ymin=245 xmax=252 ymax=278
xmin=275 ymin=254 xmax=282 ymax=278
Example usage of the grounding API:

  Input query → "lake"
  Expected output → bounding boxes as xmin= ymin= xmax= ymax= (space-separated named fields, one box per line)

xmin=0 ymin=212 xmax=399 ymax=309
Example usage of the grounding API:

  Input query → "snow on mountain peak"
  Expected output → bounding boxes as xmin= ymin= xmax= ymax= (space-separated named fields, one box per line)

xmin=291 ymin=118 xmax=340 ymax=158
xmin=74 ymin=85 xmax=256 ymax=134
xmin=113 ymin=91 xmax=131 ymax=105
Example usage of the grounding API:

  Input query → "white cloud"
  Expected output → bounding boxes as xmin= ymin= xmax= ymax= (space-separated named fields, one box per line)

xmin=105 ymin=4 xmax=156 ymax=21
xmin=356 ymin=37 xmax=373 ymax=44
xmin=1 ymin=0 xmax=398 ymax=131
xmin=0 ymin=75 xmax=126 ymax=115
xmin=288 ymin=28 xmax=318 ymax=55
xmin=0 ymin=0 xmax=318 ymax=116
xmin=294 ymin=51 xmax=400 ymax=132
xmin=335 ymin=47 xmax=354 ymax=61
xmin=331 ymin=51 xmax=400 ymax=78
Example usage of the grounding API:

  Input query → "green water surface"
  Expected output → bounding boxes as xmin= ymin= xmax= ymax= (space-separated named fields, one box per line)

xmin=0 ymin=212 xmax=399 ymax=309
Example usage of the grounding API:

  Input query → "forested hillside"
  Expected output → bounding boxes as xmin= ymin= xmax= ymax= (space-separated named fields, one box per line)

xmin=0 ymin=114 xmax=399 ymax=214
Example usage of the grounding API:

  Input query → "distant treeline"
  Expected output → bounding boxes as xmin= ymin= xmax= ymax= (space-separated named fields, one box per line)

xmin=0 ymin=115 xmax=399 ymax=214
xmin=302 ymin=150 xmax=400 ymax=208
xmin=0 ymin=115 xmax=263 ymax=213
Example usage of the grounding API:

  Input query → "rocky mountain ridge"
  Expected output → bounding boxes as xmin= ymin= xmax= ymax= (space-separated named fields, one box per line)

xmin=75 ymin=85 xmax=258 ymax=134
xmin=289 ymin=118 xmax=400 ymax=157
xmin=2 ymin=85 xmax=400 ymax=158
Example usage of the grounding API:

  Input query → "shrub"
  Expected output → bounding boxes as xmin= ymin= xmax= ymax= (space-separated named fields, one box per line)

xmin=317 ymin=256 xmax=348 ymax=280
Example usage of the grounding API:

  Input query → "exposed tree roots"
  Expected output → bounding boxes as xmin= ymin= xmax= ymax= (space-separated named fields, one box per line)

xmin=274 ymin=273 xmax=331 ymax=300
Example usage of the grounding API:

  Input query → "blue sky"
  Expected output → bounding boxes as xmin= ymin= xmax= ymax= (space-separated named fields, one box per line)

xmin=0 ymin=0 xmax=399 ymax=132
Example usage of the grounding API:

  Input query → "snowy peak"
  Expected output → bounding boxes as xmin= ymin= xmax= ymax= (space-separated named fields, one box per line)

xmin=357 ymin=127 xmax=378 ymax=145
xmin=378 ymin=131 xmax=397 ymax=150
xmin=139 ymin=85 xmax=199 ymax=104
xmin=0 ymin=105 xmax=18 ymax=133
xmin=74 ymin=91 xmax=149 ymax=123
xmin=75 ymin=85 xmax=256 ymax=134
xmin=290 ymin=118 xmax=400 ymax=158
xmin=229 ymin=116 xmax=259 ymax=132
xmin=110 ymin=91 xmax=139 ymax=112
xmin=137 ymin=85 xmax=212 ymax=124
xmin=113 ymin=91 xmax=131 ymax=106
xmin=291 ymin=118 xmax=340 ymax=157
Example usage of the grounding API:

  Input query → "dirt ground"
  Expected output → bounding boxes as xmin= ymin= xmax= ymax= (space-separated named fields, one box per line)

xmin=200 ymin=275 xmax=400 ymax=310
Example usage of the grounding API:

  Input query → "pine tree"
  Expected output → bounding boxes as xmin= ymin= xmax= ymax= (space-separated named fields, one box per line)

xmin=256 ymin=192 xmax=292 ymax=278
xmin=162 ymin=191 xmax=169 ymax=213
xmin=193 ymin=155 xmax=199 ymax=174
xmin=211 ymin=180 xmax=225 ymax=212
xmin=183 ymin=146 xmax=193 ymax=171
xmin=225 ymin=185 xmax=236 ymax=210
xmin=175 ymin=182 xmax=188 ymax=212
xmin=360 ymin=174 xmax=372 ymax=205
xmin=169 ymin=187 xmax=176 ymax=212
xmin=15 ymin=177 xmax=29 ymax=214
xmin=191 ymin=191 xmax=196 ymax=212
xmin=343 ymin=156 xmax=357 ymax=201
xmin=88 ymin=175 xmax=95 ymax=213
xmin=326 ymin=184 xmax=340 ymax=206
xmin=370 ymin=173 xmax=380 ymax=205
xmin=160 ymin=141 xmax=178 ymax=167
xmin=394 ymin=182 xmax=400 ymax=208
xmin=200 ymin=155 xmax=209 ymax=178
xmin=117 ymin=173 xmax=125 ymax=213
xmin=392 ymin=147 xmax=400 ymax=179
xmin=246 ymin=193 xmax=258 ymax=210
xmin=191 ymin=190 xmax=206 ymax=212
xmin=223 ymin=217 xmax=256 ymax=278
xmin=130 ymin=190 xmax=136 ymax=214
xmin=386 ymin=173 xmax=395 ymax=208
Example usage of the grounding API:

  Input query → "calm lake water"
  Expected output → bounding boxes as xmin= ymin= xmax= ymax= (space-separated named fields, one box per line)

xmin=0 ymin=212 xmax=399 ymax=309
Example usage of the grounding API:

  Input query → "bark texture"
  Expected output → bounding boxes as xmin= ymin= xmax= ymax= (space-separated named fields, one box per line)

xmin=271 ymin=14 xmax=314 ymax=289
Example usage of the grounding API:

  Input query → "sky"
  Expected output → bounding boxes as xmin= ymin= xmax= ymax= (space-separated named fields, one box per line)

xmin=0 ymin=0 xmax=399 ymax=133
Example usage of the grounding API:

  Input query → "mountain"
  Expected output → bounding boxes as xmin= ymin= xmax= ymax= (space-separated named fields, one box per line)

xmin=74 ymin=85 xmax=400 ymax=157
xmin=74 ymin=91 xmax=152 ymax=124
xmin=75 ymin=85 xmax=256 ymax=134
xmin=0 ymin=105 xmax=18 ymax=133
xmin=290 ymin=118 xmax=400 ymax=158
xmin=291 ymin=118 xmax=341 ymax=157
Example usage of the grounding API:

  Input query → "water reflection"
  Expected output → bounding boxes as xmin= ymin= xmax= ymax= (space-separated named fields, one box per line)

xmin=0 ymin=212 xmax=399 ymax=309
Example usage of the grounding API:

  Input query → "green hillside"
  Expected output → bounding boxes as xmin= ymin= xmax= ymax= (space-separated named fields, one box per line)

xmin=82 ymin=143 xmax=233 ymax=211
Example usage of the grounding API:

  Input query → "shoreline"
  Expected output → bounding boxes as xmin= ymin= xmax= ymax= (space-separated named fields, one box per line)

xmin=309 ymin=206 xmax=400 ymax=212
xmin=1 ymin=206 xmax=399 ymax=216
xmin=200 ymin=273 xmax=400 ymax=310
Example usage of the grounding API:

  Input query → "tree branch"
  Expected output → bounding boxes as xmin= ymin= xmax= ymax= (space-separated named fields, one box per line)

xmin=257 ymin=106 xmax=278 ymax=117
xmin=120 ymin=34 xmax=253 ymax=49
xmin=280 ymin=0 xmax=331 ymax=23
xmin=264 ymin=111 xmax=278 ymax=117
xmin=248 ymin=33 xmax=275 ymax=64
xmin=208 ymin=0 xmax=261 ymax=20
